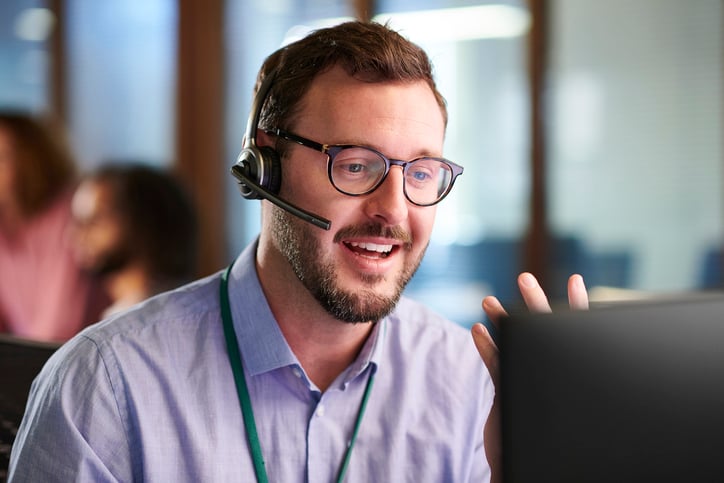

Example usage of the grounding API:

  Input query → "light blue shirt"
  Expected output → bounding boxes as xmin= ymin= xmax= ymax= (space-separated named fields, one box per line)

xmin=9 ymin=242 xmax=494 ymax=482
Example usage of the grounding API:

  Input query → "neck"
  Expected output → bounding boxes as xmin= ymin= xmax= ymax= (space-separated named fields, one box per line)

xmin=277 ymin=313 xmax=374 ymax=392
xmin=103 ymin=263 xmax=159 ymax=310
xmin=256 ymin=237 xmax=374 ymax=392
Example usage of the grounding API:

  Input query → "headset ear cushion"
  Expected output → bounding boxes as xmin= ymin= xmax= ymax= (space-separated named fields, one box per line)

xmin=258 ymin=146 xmax=282 ymax=195
xmin=235 ymin=147 xmax=261 ymax=199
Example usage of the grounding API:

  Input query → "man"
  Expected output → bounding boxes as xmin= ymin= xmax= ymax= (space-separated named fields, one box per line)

xmin=69 ymin=163 xmax=199 ymax=318
xmin=9 ymin=22 xmax=587 ymax=482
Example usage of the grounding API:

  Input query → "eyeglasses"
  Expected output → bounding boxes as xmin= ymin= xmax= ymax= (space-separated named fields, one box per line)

xmin=266 ymin=128 xmax=464 ymax=206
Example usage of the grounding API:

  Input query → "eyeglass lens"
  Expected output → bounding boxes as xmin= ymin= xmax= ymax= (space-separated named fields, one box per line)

xmin=329 ymin=147 xmax=453 ymax=205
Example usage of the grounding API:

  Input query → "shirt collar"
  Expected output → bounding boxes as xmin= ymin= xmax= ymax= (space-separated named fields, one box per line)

xmin=341 ymin=319 xmax=385 ymax=387
xmin=228 ymin=240 xmax=297 ymax=376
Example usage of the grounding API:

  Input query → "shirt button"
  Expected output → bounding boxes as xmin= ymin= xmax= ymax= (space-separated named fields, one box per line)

xmin=292 ymin=368 xmax=302 ymax=378
xmin=316 ymin=404 xmax=326 ymax=417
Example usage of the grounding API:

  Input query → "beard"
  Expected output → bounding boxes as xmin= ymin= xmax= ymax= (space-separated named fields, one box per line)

xmin=271 ymin=206 xmax=426 ymax=323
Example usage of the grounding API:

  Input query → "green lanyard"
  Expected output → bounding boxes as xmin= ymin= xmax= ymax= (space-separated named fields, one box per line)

xmin=220 ymin=263 xmax=376 ymax=483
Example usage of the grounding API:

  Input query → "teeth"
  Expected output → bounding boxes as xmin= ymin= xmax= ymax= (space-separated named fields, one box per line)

xmin=348 ymin=241 xmax=393 ymax=254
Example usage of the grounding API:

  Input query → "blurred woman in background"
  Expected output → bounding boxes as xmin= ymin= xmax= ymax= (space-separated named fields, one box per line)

xmin=0 ymin=111 xmax=107 ymax=341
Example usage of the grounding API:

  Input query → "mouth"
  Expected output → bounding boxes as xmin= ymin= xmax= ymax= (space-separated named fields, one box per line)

xmin=335 ymin=223 xmax=412 ymax=264
xmin=344 ymin=241 xmax=396 ymax=259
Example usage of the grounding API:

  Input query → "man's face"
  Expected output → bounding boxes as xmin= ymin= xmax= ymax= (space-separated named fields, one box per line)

xmin=263 ymin=67 xmax=445 ymax=323
xmin=70 ymin=180 xmax=130 ymax=275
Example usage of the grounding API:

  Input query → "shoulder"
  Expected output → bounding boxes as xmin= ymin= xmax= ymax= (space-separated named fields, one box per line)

xmin=54 ymin=271 xmax=226 ymax=376
xmin=11 ymin=270 xmax=235 ymax=480
xmin=89 ymin=271 xmax=222 ymax=339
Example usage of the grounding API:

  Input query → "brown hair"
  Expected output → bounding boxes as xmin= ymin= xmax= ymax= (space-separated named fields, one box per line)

xmin=255 ymin=21 xmax=448 ymax=135
xmin=0 ymin=111 xmax=77 ymax=217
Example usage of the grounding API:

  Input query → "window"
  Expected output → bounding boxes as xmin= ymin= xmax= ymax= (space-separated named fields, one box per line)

xmin=548 ymin=0 xmax=724 ymax=296
xmin=65 ymin=0 xmax=177 ymax=169
xmin=0 ymin=1 xmax=51 ymax=112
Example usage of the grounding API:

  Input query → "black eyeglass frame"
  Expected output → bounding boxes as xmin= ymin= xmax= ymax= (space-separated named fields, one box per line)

xmin=265 ymin=128 xmax=464 ymax=206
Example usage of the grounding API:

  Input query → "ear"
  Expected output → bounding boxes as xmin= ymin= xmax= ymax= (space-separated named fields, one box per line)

xmin=257 ymin=129 xmax=276 ymax=149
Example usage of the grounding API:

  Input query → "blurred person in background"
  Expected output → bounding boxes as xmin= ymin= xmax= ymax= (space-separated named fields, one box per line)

xmin=0 ymin=111 xmax=107 ymax=342
xmin=70 ymin=162 xmax=199 ymax=318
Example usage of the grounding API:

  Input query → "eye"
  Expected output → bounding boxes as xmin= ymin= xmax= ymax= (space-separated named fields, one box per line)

xmin=339 ymin=162 xmax=367 ymax=174
xmin=410 ymin=169 xmax=432 ymax=182
xmin=407 ymin=164 xmax=435 ymax=185
xmin=332 ymin=148 xmax=386 ymax=180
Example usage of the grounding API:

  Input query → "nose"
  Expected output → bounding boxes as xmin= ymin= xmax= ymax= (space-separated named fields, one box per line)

xmin=362 ymin=166 xmax=409 ymax=226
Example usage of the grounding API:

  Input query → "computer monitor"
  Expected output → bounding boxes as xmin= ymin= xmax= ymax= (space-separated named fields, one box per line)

xmin=0 ymin=333 xmax=60 ymax=409
xmin=0 ymin=334 xmax=60 ymax=479
xmin=499 ymin=293 xmax=724 ymax=483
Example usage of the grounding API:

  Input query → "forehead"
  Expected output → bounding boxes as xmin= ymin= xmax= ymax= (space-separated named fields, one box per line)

xmin=294 ymin=67 xmax=446 ymax=153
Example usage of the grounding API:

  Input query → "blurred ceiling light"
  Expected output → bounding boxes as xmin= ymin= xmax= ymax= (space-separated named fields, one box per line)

xmin=282 ymin=17 xmax=355 ymax=46
xmin=14 ymin=8 xmax=56 ymax=42
xmin=374 ymin=5 xmax=531 ymax=42
xmin=282 ymin=4 xmax=530 ymax=47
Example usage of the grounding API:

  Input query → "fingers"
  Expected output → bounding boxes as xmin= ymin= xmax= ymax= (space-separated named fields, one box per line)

xmin=517 ymin=272 xmax=552 ymax=313
xmin=482 ymin=296 xmax=507 ymax=327
xmin=471 ymin=323 xmax=499 ymax=387
xmin=479 ymin=298 xmax=503 ymax=387
xmin=568 ymin=274 xmax=589 ymax=310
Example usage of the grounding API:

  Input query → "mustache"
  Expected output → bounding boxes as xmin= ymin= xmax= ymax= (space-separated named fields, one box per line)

xmin=333 ymin=222 xmax=413 ymax=249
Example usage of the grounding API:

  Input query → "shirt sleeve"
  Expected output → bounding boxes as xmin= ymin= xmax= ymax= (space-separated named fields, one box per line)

xmin=8 ymin=336 xmax=133 ymax=482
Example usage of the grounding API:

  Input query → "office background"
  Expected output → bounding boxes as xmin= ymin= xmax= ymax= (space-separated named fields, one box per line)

xmin=1 ymin=0 xmax=721 ymax=327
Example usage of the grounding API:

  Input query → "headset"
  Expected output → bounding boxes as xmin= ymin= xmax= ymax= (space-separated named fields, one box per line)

xmin=231 ymin=70 xmax=332 ymax=231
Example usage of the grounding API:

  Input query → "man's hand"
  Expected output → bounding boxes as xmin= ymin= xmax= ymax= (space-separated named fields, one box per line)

xmin=482 ymin=272 xmax=588 ymax=325
xmin=471 ymin=272 xmax=588 ymax=483
xmin=473 ymin=272 xmax=589 ymax=381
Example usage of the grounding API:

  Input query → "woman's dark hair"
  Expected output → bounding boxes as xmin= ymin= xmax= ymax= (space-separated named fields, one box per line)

xmin=91 ymin=163 xmax=199 ymax=283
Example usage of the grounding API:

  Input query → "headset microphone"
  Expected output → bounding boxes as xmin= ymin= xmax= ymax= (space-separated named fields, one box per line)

xmin=230 ymin=164 xmax=331 ymax=230
xmin=231 ymin=70 xmax=332 ymax=231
